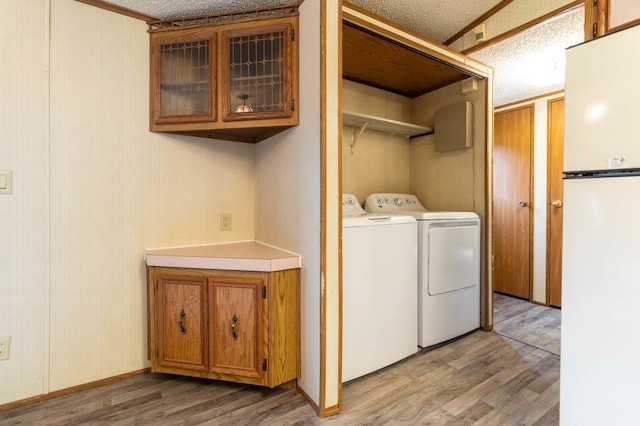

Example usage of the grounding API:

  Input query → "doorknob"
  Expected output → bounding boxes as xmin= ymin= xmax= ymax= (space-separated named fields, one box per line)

xmin=518 ymin=200 xmax=529 ymax=207
xmin=551 ymin=200 xmax=563 ymax=208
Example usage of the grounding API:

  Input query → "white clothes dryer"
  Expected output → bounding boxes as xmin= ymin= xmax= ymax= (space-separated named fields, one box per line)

xmin=365 ymin=193 xmax=480 ymax=348
xmin=341 ymin=194 xmax=418 ymax=382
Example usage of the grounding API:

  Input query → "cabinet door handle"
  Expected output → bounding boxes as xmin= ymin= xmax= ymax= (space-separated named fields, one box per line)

xmin=178 ymin=309 xmax=187 ymax=334
xmin=231 ymin=314 xmax=239 ymax=340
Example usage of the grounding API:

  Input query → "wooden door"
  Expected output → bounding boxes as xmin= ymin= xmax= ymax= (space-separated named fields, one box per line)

xmin=156 ymin=274 xmax=208 ymax=370
xmin=493 ymin=105 xmax=534 ymax=299
xmin=209 ymin=276 xmax=264 ymax=379
xmin=547 ymin=98 xmax=564 ymax=307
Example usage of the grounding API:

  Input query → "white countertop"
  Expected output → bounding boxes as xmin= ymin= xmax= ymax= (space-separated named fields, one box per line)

xmin=145 ymin=241 xmax=301 ymax=272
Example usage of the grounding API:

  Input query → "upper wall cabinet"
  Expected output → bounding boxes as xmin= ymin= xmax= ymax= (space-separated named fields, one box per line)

xmin=149 ymin=10 xmax=298 ymax=143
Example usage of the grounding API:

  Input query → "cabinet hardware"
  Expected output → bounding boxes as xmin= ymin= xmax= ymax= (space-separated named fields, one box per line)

xmin=518 ymin=200 xmax=529 ymax=207
xmin=262 ymin=286 xmax=267 ymax=299
xmin=179 ymin=309 xmax=187 ymax=334
xmin=290 ymin=99 xmax=295 ymax=112
xmin=263 ymin=358 xmax=267 ymax=371
xmin=231 ymin=314 xmax=239 ymax=340
xmin=291 ymin=28 xmax=295 ymax=41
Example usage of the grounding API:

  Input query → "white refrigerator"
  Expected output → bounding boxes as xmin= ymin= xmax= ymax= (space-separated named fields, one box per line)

xmin=561 ymin=24 xmax=640 ymax=425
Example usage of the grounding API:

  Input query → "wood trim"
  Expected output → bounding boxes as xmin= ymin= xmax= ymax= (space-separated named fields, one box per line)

xmin=483 ymin=77 xmax=495 ymax=331
xmin=584 ymin=0 xmax=599 ymax=39
xmin=320 ymin=0 xmax=328 ymax=415
xmin=147 ymin=2 xmax=302 ymax=32
xmin=337 ymin=0 xmax=344 ymax=417
xmin=342 ymin=1 xmax=492 ymax=79
xmin=0 ymin=369 xmax=150 ymax=413
xmin=74 ymin=0 xmax=157 ymax=22
xmin=444 ymin=0 xmax=515 ymax=46
xmin=545 ymin=98 xmax=556 ymax=306
xmin=609 ymin=17 xmax=640 ymax=32
xmin=462 ymin=0 xmax=584 ymax=55
xmin=319 ymin=0 xmax=343 ymax=418
xmin=598 ymin=0 xmax=610 ymax=35
xmin=527 ymin=104 xmax=536 ymax=303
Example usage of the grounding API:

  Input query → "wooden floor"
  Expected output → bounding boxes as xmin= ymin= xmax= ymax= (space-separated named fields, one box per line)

xmin=493 ymin=293 xmax=561 ymax=356
xmin=0 ymin=294 xmax=560 ymax=425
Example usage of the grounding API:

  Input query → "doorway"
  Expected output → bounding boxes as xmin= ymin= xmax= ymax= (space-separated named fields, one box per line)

xmin=547 ymin=97 xmax=564 ymax=307
xmin=492 ymin=104 xmax=534 ymax=300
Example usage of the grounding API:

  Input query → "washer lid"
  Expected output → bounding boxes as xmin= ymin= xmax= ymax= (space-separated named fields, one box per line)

xmin=343 ymin=214 xmax=416 ymax=227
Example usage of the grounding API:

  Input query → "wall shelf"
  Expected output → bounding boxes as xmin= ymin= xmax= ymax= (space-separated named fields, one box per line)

xmin=343 ymin=111 xmax=433 ymax=153
xmin=343 ymin=111 xmax=433 ymax=138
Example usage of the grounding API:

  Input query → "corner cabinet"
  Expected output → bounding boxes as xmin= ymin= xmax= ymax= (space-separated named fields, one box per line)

xmin=148 ymin=267 xmax=300 ymax=388
xmin=150 ymin=14 xmax=298 ymax=143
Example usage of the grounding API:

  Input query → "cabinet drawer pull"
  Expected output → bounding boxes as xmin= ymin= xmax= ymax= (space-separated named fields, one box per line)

xmin=231 ymin=314 xmax=239 ymax=340
xmin=178 ymin=309 xmax=187 ymax=334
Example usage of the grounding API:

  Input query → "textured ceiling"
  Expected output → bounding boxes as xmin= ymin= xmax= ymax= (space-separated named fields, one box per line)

xmin=470 ymin=6 xmax=584 ymax=105
xmin=346 ymin=0 xmax=503 ymax=43
xmin=102 ymin=0 xmax=583 ymax=106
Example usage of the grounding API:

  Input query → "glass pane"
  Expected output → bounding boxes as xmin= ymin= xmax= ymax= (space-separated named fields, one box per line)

xmin=228 ymin=31 xmax=285 ymax=113
xmin=160 ymin=40 xmax=210 ymax=117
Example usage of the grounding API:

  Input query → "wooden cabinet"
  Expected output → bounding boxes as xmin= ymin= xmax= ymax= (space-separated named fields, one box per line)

xmin=148 ymin=267 xmax=299 ymax=388
xmin=150 ymin=14 xmax=298 ymax=143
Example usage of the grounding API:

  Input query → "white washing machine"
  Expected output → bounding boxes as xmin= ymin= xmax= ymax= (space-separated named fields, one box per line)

xmin=365 ymin=193 xmax=480 ymax=348
xmin=341 ymin=194 xmax=418 ymax=382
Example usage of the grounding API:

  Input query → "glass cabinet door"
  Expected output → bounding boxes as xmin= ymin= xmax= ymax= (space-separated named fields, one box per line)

xmin=151 ymin=32 xmax=216 ymax=124
xmin=222 ymin=23 xmax=293 ymax=121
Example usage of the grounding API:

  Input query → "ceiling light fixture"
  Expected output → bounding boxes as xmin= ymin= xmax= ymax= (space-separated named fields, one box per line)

xmin=524 ymin=59 xmax=565 ymax=87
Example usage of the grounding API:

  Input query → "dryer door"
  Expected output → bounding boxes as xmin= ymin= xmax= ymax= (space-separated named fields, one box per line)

xmin=426 ymin=221 xmax=480 ymax=295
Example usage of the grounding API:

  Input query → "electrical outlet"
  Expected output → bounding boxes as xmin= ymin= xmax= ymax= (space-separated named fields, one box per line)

xmin=0 ymin=336 xmax=11 ymax=361
xmin=220 ymin=213 xmax=232 ymax=231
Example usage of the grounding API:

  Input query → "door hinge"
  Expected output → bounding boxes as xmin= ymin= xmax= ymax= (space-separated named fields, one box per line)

xmin=262 ymin=285 xmax=267 ymax=299
xmin=291 ymin=28 xmax=295 ymax=41
xmin=290 ymin=99 xmax=295 ymax=112
xmin=263 ymin=358 xmax=267 ymax=371
xmin=593 ymin=0 xmax=598 ymax=6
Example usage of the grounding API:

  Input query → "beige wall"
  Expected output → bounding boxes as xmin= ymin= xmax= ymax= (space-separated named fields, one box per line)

xmin=410 ymin=79 xmax=487 ymax=216
xmin=0 ymin=0 xmax=256 ymax=404
xmin=0 ymin=0 xmax=327 ymax=410
xmin=255 ymin=0 xmax=324 ymax=405
xmin=341 ymin=78 xmax=486 ymax=216
xmin=342 ymin=80 xmax=413 ymax=203
xmin=0 ymin=0 xmax=50 ymax=402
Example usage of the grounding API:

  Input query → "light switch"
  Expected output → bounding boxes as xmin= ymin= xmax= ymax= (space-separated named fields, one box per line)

xmin=0 ymin=170 xmax=12 ymax=194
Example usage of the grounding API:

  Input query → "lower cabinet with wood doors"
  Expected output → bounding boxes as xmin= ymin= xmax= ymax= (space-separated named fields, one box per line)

xmin=147 ymin=266 xmax=300 ymax=388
